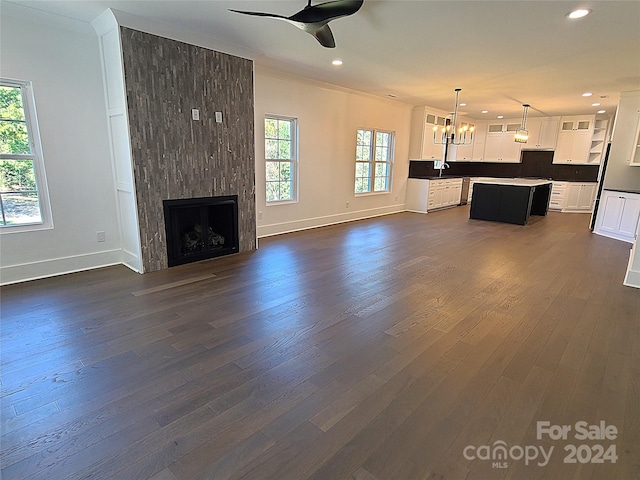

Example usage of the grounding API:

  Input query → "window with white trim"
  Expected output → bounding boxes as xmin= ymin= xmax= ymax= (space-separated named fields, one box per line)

xmin=355 ymin=128 xmax=394 ymax=194
xmin=0 ymin=79 xmax=50 ymax=228
xmin=265 ymin=115 xmax=297 ymax=203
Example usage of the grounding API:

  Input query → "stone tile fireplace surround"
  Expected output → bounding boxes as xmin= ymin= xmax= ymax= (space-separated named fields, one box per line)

xmin=119 ymin=28 xmax=256 ymax=272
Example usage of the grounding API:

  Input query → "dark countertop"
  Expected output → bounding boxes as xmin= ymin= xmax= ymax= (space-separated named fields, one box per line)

xmin=604 ymin=188 xmax=640 ymax=195
xmin=410 ymin=175 xmax=466 ymax=180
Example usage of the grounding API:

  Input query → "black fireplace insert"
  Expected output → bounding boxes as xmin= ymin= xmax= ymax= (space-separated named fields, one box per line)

xmin=163 ymin=195 xmax=239 ymax=267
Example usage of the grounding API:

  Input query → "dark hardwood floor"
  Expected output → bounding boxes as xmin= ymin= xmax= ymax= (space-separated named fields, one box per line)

xmin=1 ymin=207 xmax=638 ymax=480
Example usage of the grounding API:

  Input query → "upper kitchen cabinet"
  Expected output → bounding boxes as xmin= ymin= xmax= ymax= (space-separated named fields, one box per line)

xmin=483 ymin=122 xmax=523 ymax=162
xmin=553 ymin=115 xmax=596 ymax=164
xmin=409 ymin=106 xmax=448 ymax=161
xmin=522 ymin=117 xmax=559 ymax=150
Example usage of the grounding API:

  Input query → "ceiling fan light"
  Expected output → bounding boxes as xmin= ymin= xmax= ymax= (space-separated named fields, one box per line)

xmin=568 ymin=8 xmax=591 ymax=19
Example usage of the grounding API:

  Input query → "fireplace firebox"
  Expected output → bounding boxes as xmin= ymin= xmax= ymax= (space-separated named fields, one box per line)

xmin=163 ymin=195 xmax=239 ymax=267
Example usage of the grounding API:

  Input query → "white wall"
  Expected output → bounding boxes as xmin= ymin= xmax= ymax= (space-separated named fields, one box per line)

xmin=604 ymin=90 xmax=640 ymax=191
xmin=254 ymin=67 xmax=412 ymax=237
xmin=0 ymin=8 xmax=122 ymax=284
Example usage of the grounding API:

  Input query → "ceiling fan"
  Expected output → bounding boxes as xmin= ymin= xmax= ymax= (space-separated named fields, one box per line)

xmin=229 ymin=0 xmax=364 ymax=48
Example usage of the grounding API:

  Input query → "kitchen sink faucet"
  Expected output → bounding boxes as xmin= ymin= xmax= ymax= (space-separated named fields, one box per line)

xmin=439 ymin=162 xmax=450 ymax=177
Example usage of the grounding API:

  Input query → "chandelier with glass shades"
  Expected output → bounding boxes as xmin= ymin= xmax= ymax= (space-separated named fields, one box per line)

xmin=433 ymin=88 xmax=474 ymax=146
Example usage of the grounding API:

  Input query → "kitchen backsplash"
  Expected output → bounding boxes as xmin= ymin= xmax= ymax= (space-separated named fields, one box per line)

xmin=409 ymin=151 xmax=599 ymax=182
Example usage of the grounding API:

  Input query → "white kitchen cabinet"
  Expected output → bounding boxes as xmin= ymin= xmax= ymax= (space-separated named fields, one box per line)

xmin=428 ymin=179 xmax=445 ymax=209
xmin=428 ymin=178 xmax=462 ymax=210
xmin=548 ymin=181 xmax=596 ymax=212
xmin=406 ymin=178 xmax=463 ymax=213
xmin=549 ymin=181 xmax=568 ymax=210
xmin=483 ymin=122 xmax=523 ymax=162
xmin=523 ymin=117 xmax=559 ymax=150
xmin=563 ymin=182 xmax=597 ymax=212
xmin=408 ymin=107 xmax=448 ymax=161
xmin=553 ymin=115 xmax=596 ymax=164
xmin=449 ymin=178 xmax=463 ymax=205
xmin=594 ymin=190 xmax=640 ymax=243
xmin=406 ymin=178 xmax=430 ymax=213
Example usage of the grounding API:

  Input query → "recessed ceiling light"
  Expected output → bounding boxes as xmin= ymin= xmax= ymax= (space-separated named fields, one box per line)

xmin=332 ymin=59 xmax=343 ymax=66
xmin=597 ymin=110 xmax=606 ymax=114
xmin=582 ymin=92 xmax=593 ymax=97
xmin=460 ymin=103 xmax=467 ymax=107
xmin=387 ymin=94 xmax=397 ymax=98
xmin=568 ymin=8 xmax=591 ymax=19
xmin=592 ymin=103 xmax=600 ymax=107
xmin=481 ymin=110 xmax=489 ymax=114
xmin=497 ymin=115 xmax=504 ymax=119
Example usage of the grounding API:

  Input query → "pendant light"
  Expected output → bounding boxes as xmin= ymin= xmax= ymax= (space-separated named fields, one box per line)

xmin=514 ymin=104 xmax=530 ymax=143
xmin=433 ymin=88 xmax=474 ymax=146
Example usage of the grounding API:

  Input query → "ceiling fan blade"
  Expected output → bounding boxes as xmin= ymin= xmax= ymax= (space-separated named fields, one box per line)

xmin=227 ymin=9 xmax=287 ymax=20
xmin=311 ymin=25 xmax=336 ymax=48
xmin=229 ymin=0 xmax=363 ymax=48
xmin=290 ymin=0 xmax=364 ymax=24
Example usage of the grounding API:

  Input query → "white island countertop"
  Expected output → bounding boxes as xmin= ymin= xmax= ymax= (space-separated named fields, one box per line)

xmin=473 ymin=178 xmax=552 ymax=187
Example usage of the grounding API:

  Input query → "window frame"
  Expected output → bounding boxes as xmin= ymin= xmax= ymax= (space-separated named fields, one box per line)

xmin=264 ymin=114 xmax=298 ymax=205
xmin=354 ymin=128 xmax=395 ymax=195
xmin=0 ymin=78 xmax=52 ymax=233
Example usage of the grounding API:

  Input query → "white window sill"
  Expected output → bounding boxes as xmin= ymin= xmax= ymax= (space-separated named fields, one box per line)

xmin=354 ymin=191 xmax=391 ymax=197
xmin=266 ymin=199 xmax=299 ymax=206
xmin=0 ymin=222 xmax=53 ymax=234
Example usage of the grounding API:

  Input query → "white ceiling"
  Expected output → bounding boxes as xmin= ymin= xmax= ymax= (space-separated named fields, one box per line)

xmin=7 ymin=0 xmax=640 ymax=119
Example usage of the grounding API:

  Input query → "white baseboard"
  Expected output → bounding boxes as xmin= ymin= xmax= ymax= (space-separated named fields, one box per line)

xmin=561 ymin=208 xmax=592 ymax=214
xmin=593 ymin=228 xmax=635 ymax=244
xmin=624 ymin=267 xmax=640 ymax=288
xmin=121 ymin=249 xmax=143 ymax=273
xmin=257 ymin=205 xmax=405 ymax=238
xmin=0 ymin=249 xmax=127 ymax=285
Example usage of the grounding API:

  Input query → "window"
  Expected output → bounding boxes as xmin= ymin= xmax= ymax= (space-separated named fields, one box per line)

xmin=355 ymin=128 xmax=394 ymax=194
xmin=0 ymin=79 xmax=49 ymax=228
xmin=265 ymin=115 xmax=297 ymax=203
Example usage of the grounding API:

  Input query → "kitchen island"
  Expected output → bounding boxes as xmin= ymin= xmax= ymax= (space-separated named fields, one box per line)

xmin=470 ymin=178 xmax=552 ymax=225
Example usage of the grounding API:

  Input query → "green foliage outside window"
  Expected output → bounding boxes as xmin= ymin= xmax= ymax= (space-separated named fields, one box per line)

xmin=355 ymin=129 xmax=393 ymax=194
xmin=265 ymin=116 xmax=296 ymax=202
xmin=0 ymin=83 xmax=42 ymax=225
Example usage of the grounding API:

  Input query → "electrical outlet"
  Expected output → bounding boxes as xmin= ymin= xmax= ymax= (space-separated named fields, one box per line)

xmin=97 ymin=231 xmax=106 ymax=242
xmin=346 ymin=201 xmax=350 ymax=208
xmin=258 ymin=211 xmax=263 ymax=220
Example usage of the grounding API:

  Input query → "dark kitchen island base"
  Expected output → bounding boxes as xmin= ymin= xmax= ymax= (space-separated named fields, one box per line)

xmin=470 ymin=179 xmax=552 ymax=225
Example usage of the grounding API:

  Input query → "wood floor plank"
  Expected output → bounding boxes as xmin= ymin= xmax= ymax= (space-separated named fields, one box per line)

xmin=1 ymin=209 xmax=637 ymax=479
xmin=131 ymin=273 xmax=218 ymax=296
